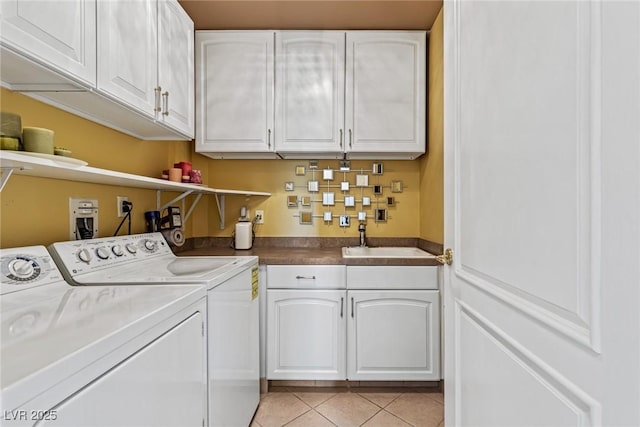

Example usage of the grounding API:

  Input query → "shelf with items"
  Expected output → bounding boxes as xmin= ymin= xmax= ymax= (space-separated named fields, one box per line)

xmin=0 ymin=151 xmax=270 ymax=228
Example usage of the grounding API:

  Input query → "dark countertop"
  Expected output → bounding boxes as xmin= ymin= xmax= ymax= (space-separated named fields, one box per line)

xmin=175 ymin=237 xmax=443 ymax=266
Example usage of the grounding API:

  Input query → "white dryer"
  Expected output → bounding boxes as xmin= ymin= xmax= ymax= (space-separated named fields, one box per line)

xmin=1 ymin=245 xmax=207 ymax=427
xmin=49 ymin=233 xmax=260 ymax=427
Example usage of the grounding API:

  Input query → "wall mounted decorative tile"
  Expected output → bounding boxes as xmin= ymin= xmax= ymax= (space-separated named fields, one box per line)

xmin=285 ymin=161 xmax=405 ymax=227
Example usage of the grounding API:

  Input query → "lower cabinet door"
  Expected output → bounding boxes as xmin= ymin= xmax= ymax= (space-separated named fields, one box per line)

xmin=267 ymin=290 xmax=346 ymax=380
xmin=347 ymin=290 xmax=440 ymax=381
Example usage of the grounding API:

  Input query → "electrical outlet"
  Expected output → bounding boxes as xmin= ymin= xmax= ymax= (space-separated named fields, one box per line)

xmin=255 ymin=210 xmax=264 ymax=224
xmin=117 ymin=196 xmax=129 ymax=217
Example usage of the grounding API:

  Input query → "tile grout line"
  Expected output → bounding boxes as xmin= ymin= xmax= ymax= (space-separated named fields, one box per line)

xmin=312 ymin=408 xmax=339 ymax=426
xmin=358 ymin=406 xmax=384 ymax=427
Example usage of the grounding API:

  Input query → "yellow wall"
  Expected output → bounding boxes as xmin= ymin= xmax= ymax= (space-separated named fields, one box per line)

xmin=1 ymin=10 xmax=445 ymax=247
xmin=420 ymin=7 xmax=444 ymax=244
xmin=201 ymin=157 xmax=422 ymax=238
xmin=0 ymin=88 xmax=196 ymax=247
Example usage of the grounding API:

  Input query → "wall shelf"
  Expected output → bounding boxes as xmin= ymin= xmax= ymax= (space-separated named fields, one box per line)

xmin=0 ymin=151 xmax=270 ymax=228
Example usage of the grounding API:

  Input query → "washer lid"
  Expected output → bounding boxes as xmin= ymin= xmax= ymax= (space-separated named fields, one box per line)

xmin=1 ymin=283 xmax=206 ymax=408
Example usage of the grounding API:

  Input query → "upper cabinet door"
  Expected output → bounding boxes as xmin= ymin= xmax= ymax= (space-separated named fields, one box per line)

xmin=158 ymin=0 xmax=194 ymax=138
xmin=97 ymin=0 xmax=158 ymax=118
xmin=345 ymin=31 xmax=426 ymax=159
xmin=196 ymin=31 xmax=275 ymax=157
xmin=275 ymin=31 xmax=345 ymax=157
xmin=0 ymin=0 xmax=96 ymax=87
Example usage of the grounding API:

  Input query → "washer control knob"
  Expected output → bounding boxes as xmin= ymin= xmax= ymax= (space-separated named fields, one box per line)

xmin=96 ymin=248 xmax=110 ymax=260
xmin=144 ymin=240 xmax=157 ymax=252
xmin=112 ymin=245 xmax=124 ymax=257
xmin=9 ymin=259 xmax=35 ymax=278
xmin=125 ymin=243 xmax=138 ymax=254
xmin=78 ymin=249 xmax=92 ymax=264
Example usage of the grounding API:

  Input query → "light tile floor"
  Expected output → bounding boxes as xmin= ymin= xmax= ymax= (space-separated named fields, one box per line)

xmin=251 ymin=387 xmax=444 ymax=427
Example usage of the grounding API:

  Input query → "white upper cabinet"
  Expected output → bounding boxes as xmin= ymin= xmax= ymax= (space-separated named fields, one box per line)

xmin=0 ymin=0 xmax=97 ymax=89
xmin=275 ymin=31 xmax=345 ymax=158
xmin=195 ymin=31 xmax=276 ymax=158
xmin=97 ymin=0 xmax=158 ymax=119
xmin=1 ymin=0 xmax=194 ymax=140
xmin=345 ymin=32 xmax=426 ymax=159
xmin=158 ymin=0 xmax=194 ymax=137
xmin=195 ymin=30 xmax=426 ymax=159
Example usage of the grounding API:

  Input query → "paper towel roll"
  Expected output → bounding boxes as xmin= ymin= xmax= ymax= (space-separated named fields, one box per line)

xmin=23 ymin=127 xmax=54 ymax=154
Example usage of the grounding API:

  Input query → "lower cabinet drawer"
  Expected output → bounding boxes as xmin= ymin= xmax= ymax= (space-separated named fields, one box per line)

xmin=347 ymin=265 xmax=439 ymax=290
xmin=267 ymin=265 xmax=345 ymax=289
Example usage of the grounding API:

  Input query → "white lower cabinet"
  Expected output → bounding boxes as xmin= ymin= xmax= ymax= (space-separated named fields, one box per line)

xmin=267 ymin=289 xmax=346 ymax=380
xmin=347 ymin=290 xmax=440 ymax=381
xmin=266 ymin=265 xmax=440 ymax=381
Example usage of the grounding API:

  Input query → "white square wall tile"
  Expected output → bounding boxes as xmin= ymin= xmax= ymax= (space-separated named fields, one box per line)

xmin=345 ymin=195 xmax=355 ymax=207
xmin=356 ymin=175 xmax=369 ymax=187
xmin=341 ymin=181 xmax=350 ymax=191
xmin=323 ymin=169 xmax=334 ymax=180
xmin=322 ymin=192 xmax=335 ymax=206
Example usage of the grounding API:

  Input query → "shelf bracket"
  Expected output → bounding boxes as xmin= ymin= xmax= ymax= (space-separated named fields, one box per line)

xmin=0 ymin=166 xmax=26 ymax=192
xmin=214 ymin=193 xmax=225 ymax=229
xmin=183 ymin=193 xmax=203 ymax=224
xmin=157 ymin=190 xmax=195 ymax=212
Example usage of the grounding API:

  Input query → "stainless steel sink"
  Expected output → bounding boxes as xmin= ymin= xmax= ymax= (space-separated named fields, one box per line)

xmin=341 ymin=246 xmax=435 ymax=259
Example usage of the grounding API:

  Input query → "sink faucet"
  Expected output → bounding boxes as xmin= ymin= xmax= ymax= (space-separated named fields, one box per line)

xmin=358 ymin=222 xmax=367 ymax=247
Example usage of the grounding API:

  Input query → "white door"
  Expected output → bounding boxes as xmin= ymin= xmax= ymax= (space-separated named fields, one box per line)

xmin=0 ymin=0 xmax=96 ymax=87
xmin=267 ymin=289 xmax=346 ymax=380
xmin=195 ymin=31 xmax=275 ymax=156
xmin=347 ymin=290 xmax=440 ymax=381
xmin=97 ymin=0 xmax=157 ymax=118
xmin=345 ymin=31 xmax=426 ymax=159
xmin=158 ymin=0 xmax=194 ymax=137
xmin=275 ymin=31 xmax=345 ymax=157
xmin=444 ymin=1 xmax=640 ymax=426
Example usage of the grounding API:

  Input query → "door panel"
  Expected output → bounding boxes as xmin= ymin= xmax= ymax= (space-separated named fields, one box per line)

xmin=276 ymin=31 xmax=345 ymax=155
xmin=347 ymin=290 xmax=440 ymax=381
xmin=444 ymin=1 xmax=640 ymax=425
xmin=97 ymin=0 xmax=157 ymax=117
xmin=196 ymin=31 xmax=274 ymax=153
xmin=158 ymin=0 xmax=194 ymax=137
xmin=267 ymin=290 xmax=346 ymax=380
xmin=345 ymin=32 xmax=425 ymax=155
xmin=0 ymin=0 xmax=96 ymax=86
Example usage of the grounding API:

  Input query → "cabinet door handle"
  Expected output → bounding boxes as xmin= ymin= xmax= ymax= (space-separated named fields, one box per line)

xmin=162 ymin=92 xmax=169 ymax=116
xmin=339 ymin=129 xmax=343 ymax=148
xmin=154 ymin=86 xmax=162 ymax=112
xmin=351 ymin=297 xmax=354 ymax=318
xmin=340 ymin=297 xmax=344 ymax=318
xmin=268 ymin=129 xmax=271 ymax=148
xmin=295 ymin=275 xmax=316 ymax=280
xmin=349 ymin=129 xmax=352 ymax=148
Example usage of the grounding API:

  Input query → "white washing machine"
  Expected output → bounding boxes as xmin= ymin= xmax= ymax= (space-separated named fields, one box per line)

xmin=48 ymin=233 xmax=260 ymax=427
xmin=1 ymin=245 xmax=207 ymax=427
